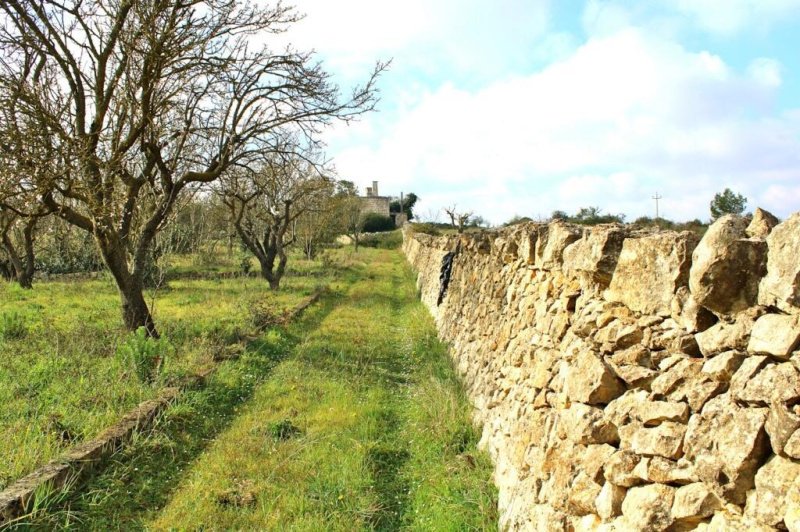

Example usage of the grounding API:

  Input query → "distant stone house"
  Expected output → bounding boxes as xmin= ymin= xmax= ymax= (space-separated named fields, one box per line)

xmin=359 ymin=181 xmax=408 ymax=226
xmin=360 ymin=181 xmax=391 ymax=216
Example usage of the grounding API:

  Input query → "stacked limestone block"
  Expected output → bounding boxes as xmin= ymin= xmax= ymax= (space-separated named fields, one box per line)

xmin=402 ymin=209 xmax=800 ymax=531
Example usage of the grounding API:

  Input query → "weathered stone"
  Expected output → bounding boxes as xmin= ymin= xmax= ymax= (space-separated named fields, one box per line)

xmin=766 ymin=403 xmax=800 ymax=456
xmin=564 ymin=350 xmax=625 ymax=405
xmin=785 ymin=480 xmax=800 ymax=531
xmin=581 ymin=444 xmax=617 ymax=483
xmin=610 ymin=345 xmax=652 ymax=368
xmin=646 ymin=456 xmax=698 ymax=485
xmin=672 ymin=482 xmax=723 ymax=523
xmin=672 ymin=286 xmax=718 ymax=333
xmin=785 ymin=429 xmax=800 ymax=460
xmin=568 ymin=471 xmax=603 ymax=515
xmin=595 ymin=320 xmax=644 ymax=352
xmin=515 ymin=224 xmax=539 ymax=264
xmin=684 ymin=394 xmax=770 ymax=505
xmin=690 ymin=214 xmax=767 ymax=315
xmin=608 ymin=362 xmax=657 ymax=388
xmin=732 ymin=361 xmax=800 ymax=404
xmin=748 ymin=313 xmax=800 ymax=359
xmin=606 ymin=231 xmax=699 ymax=316
xmin=698 ymin=511 xmax=776 ymax=531
xmin=596 ymin=481 xmax=626 ymax=521
xmin=563 ymin=225 xmax=627 ymax=287
xmin=696 ymin=311 xmax=758 ymax=356
xmin=619 ymin=422 xmax=686 ymax=459
xmin=747 ymin=208 xmax=780 ymax=239
xmin=651 ymin=358 xmax=702 ymax=397
xmin=759 ymin=212 xmax=800 ymax=314
xmin=745 ymin=455 xmax=800 ymax=528
xmin=558 ymin=403 xmax=619 ymax=445
xmin=535 ymin=221 xmax=582 ymax=269
xmin=680 ymin=376 xmax=727 ymax=412
xmin=701 ymin=350 xmax=745 ymax=382
xmin=606 ymin=390 xmax=689 ymax=428
xmin=604 ymin=450 xmax=646 ymax=487
xmin=621 ymin=483 xmax=676 ymax=531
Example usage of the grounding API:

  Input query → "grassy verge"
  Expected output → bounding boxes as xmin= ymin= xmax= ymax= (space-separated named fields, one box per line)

xmin=9 ymin=245 xmax=497 ymax=530
xmin=0 ymin=251 xmax=324 ymax=490
xmin=150 ymin=247 xmax=497 ymax=530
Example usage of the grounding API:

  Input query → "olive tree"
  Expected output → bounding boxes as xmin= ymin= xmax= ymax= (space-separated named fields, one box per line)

xmin=0 ymin=1 xmax=383 ymax=335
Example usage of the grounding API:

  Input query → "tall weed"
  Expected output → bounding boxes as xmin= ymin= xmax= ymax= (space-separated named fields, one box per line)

xmin=116 ymin=328 xmax=173 ymax=384
xmin=0 ymin=311 xmax=28 ymax=340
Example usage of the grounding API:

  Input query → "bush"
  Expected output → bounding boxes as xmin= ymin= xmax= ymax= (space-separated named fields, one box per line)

xmin=248 ymin=300 xmax=290 ymax=331
xmin=361 ymin=213 xmax=395 ymax=233
xmin=0 ymin=311 xmax=27 ymax=340
xmin=408 ymin=223 xmax=442 ymax=236
xmin=116 ymin=327 xmax=172 ymax=384
xmin=360 ymin=231 xmax=403 ymax=249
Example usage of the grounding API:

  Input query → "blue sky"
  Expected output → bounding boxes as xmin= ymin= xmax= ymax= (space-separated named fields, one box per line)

xmin=285 ymin=0 xmax=800 ymax=224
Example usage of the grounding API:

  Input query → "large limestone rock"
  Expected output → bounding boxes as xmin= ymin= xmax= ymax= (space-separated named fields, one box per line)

xmin=671 ymin=482 xmax=722 ymax=525
xmin=683 ymin=394 xmax=770 ymax=504
xmin=759 ymin=213 xmax=800 ymax=313
xmin=785 ymin=480 xmax=800 ymax=531
xmin=766 ymin=403 xmax=800 ymax=457
xmin=618 ymin=422 xmax=687 ymax=460
xmin=689 ymin=215 xmax=767 ymax=315
xmin=535 ymin=221 xmax=581 ymax=269
xmin=562 ymin=225 xmax=627 ymax=286
xmin=748 ymin=313 xmax=800 ymax=358
xmin=745 ymin=455 xmax=800 ymax=528
xmin=558 ymin=403 xmax=619 ymax=445
xmin=564 ymin=350 xmax=625 ymax=405
xmin=746 ymin=207 xmax=780 ymax=239
xmin=595 ymin=482 xmax=626 ymax=521
xmin=620 ymin=484 xmax=676 ymax=531
xmin=606 ymin=231 xmax=699 ymax=316
xmin=731 ymin=360 xmax=800 ymax=404
xmin=671 ymin=286 xmax=718 ymax=333
xmin=696 ymin=309 xmax=759 ymax=356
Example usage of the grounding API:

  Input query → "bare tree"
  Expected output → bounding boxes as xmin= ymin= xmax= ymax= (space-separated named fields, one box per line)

xmin=444 ymin=205 xmax=473 ymax=234
xmin=334 ymin=180 xmax=364 ymax=251
xmin=0 ymin=208 xmax=38 ymax=288
xmin=0 ymin=1 xmax=384 ymax=335
xmin=221 ymin=151 xmax=331 ymax=289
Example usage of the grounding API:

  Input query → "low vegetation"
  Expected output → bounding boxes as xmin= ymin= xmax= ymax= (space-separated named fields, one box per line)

xmin=4 ymin=240 xmax=497 ymax=529
xmin=0 ymin=247 xmax=313 ymax=491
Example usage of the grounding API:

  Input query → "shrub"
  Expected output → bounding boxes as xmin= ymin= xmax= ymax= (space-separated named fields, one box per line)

xmin=408 ymin=223 xmax=442 ymax=236
xmin=361 ymin=213 xmax=395 ymax=233
xmin=360 ymin=231 xmax=403 ymax=249
xmin=0 ymin=311 xmax=27 ymax=340
xmin=248 ymin=301 xmax=290 ymax=331
xmin=116 ymin=327 xmax=172 ymax=384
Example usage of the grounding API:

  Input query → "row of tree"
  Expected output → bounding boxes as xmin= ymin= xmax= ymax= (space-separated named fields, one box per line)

xmin=0 ymin=0 xmax=386 ymax=337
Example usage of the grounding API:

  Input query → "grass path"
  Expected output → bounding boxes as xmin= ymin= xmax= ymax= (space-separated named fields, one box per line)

xmin=12 ymin=247 xmax=496 ymax=530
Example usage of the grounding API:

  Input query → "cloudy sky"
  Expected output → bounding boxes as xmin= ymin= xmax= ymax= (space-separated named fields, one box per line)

xmin=283 ymin=0 xmax=800 ymax=224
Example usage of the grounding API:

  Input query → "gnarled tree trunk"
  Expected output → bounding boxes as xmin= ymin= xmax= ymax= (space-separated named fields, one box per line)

xmin=96 ymin=233 xmax=159 ymax=337
xmin=1 ymin=217 xmax=37 ymax=289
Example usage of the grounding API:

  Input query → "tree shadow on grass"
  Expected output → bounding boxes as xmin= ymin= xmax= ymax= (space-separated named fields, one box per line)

xmin=7 ymin=296 xmax=339 ymax=531
xmin=364 ymin=409 xmax=410 ymax=531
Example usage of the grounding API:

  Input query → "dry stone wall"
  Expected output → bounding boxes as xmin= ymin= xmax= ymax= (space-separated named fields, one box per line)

xmin=403 ymin=210 xmax=800 ymax=531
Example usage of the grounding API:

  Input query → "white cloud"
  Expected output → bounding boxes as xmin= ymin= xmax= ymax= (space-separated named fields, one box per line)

xmin=670 ymin=0 xmax=800 ymax=35
xmin=748 ymin=58 xmax=783 ymax=87
xmin=284 ymin=0 xmax=553 ymax=81
xmin=327 ymin=29 xmax=800 ymax=224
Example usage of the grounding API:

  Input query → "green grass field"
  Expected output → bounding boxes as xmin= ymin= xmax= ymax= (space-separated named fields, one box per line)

xmin=2 ymin=239 xmax=497 ymax=530
xmin=0 ymin=249 xmax=317 ymax=490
